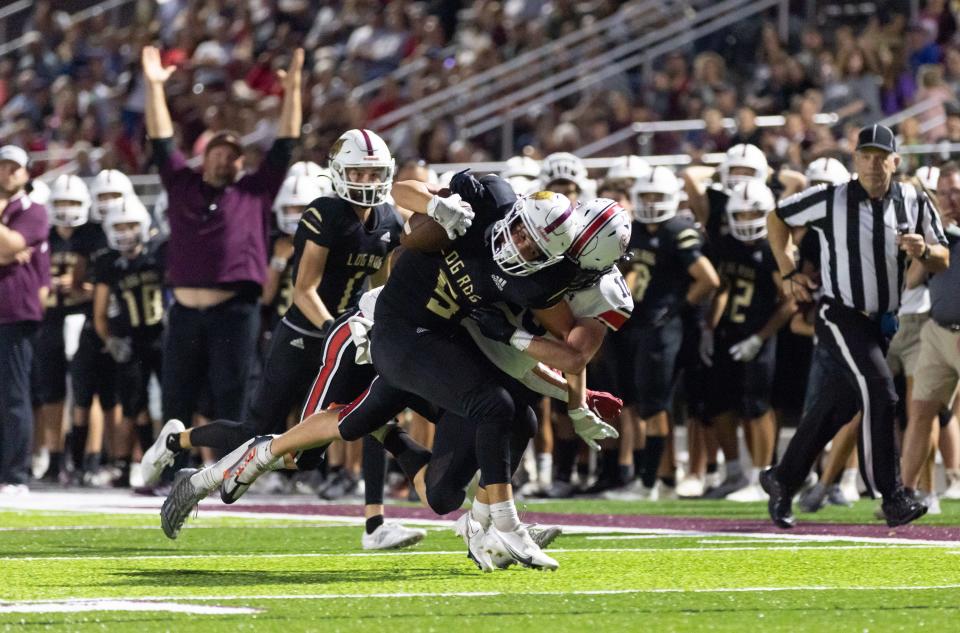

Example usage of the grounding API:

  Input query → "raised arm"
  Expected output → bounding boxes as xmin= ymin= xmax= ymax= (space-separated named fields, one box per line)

xmin=142 ymin=46 xmax=175 ymax=139
xmin=277 ymin=48 xmax=304 ymax=139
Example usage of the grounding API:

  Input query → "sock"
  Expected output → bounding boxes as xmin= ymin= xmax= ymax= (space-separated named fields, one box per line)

xmin=490 ymin=499 xmax=521 ymax=532
xmin=947 ymin=469 xmax=960 ymax=485
xmin=640 ymin=437 xmax=665 ymax=489
xmin=471 ymin=499 xmax=492 ymax=529
xmin=725 ymin=458 xmax=743 ymax=481
xmin=633 ymin=449 xmax=645 ymax=482
xmin=659 ymin=475 xmax=676 ymax=488
xmin=189 ymin=439 xmax=267 ymax=495
xmin=133 ymin=424 xmax=153 ymax=454
xmin=116 ymin=459 xmax=131 ymax=484
xmin=82 ymin=452 xmax=100 ymax=475
xmin=576 ymin=460 xmax=589 ymax=483
xmin=555 ymin=439 xmax=578 ymax=482
xmin=537 ymin=452 xmax=553 ymax=485
xmin=747 ymin=467 xmax=760 ymax=486
xmin=618 ymin=464 xmax=634 ymax=484
xmin=599 ymin=449 xmax=619 ymax=481
xmin=365 ymin=514 xmax=384 ymax=535
xmin=71 ymin=426 xmax=90 ymax=472
xmin=254 ymin=438 xmax=280 ymax=470
xmin=166 ymin=432 xmax=183 ymax=454
xmin=48 ymin=452 xmax=63 ymax=477
xmin=706 ymin=462 xmax=718 ymax=474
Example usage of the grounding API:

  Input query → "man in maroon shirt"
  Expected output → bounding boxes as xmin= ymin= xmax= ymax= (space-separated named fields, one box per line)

xmin=141 ymin=46 xmax=302 ymax=459
xmin=0 ymin=145 xmax=50 ymax=494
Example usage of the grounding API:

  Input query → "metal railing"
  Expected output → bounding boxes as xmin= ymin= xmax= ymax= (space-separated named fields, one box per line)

xmin=460 ymin=0 xmax=785 ymax=157
xmin=367 ymin=0 xmax=671 ymax=132
xmin=576 ymin=113 xmax=840 ymax=158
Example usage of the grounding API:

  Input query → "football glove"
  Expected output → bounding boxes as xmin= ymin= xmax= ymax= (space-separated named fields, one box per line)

xmin=569 ymin=406 xmax=619 ymax=451
xmin=468 ymin=306 xmax=520 ymax=345
xmin=729 ymin=334 xmax=763 ymax=362
xmin=586 ymin=389 xmax=623 ymax=421
xmin=427 ymin=192 xmax=474 ymax=240
xmin=105 ymin=336 xmax=132 ymax=364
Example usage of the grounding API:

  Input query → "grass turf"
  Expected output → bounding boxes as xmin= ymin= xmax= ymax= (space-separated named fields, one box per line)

xmin=1 ymin=505 xmax=959 ymax=632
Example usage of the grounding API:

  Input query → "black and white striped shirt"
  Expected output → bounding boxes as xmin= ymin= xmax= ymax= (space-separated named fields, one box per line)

xmin=777 ymin=179 xmax=948 ymax=314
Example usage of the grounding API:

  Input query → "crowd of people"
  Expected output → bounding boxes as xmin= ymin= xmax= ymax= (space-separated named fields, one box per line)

xmin=1 ymin=2 xmax=960 ymax=569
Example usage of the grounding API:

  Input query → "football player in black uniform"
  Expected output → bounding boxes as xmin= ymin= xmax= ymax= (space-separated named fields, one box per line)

xmin=605 ymin=167 xmax=719 ymax=501
xmin=93 ymin=197 xmax=165 ymax=487
xmin=700 ymin=182 xmax=794 ymax=501
xmin=31 ymin=175 xmax=109 ymax=485
xmin=141 ymin=129 xmax=412 ymax=484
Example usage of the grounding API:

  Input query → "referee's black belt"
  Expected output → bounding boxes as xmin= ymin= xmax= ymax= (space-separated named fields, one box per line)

xmin=934 ymin=319 xmax=960 ymax=332
xmin=822 ymin=297 xmax=883 ymax=321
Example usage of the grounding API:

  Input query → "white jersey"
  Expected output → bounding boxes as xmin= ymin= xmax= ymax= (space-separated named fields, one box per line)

xmin=898 ymin=285 xmax=931 ymax=316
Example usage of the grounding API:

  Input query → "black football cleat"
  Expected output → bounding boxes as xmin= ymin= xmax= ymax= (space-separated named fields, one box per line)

xmin=759 ymin=467 xmax=795 ymax=529
xmin=881 ymin=489 xmax=928 ymax=528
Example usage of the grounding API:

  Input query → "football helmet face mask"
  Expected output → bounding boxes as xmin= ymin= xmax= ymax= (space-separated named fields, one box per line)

xmin=48 ymin=174 xmax=91 ymax=227
xmin=568 ymin=198 xmax=632 ymax=273
xmin=273 ymin=175 xmax=327 ymax=235
xmin=90 ymin=169 xmax=135 ymax=223
xmin=328 ymin=129 xmax=395 ymax=207
xmin=605 ymin=155 xmax=652 ymax=184
xmin=726 ymin=181 xmax=776 ymax=242
xmin=630 ymin=167 xmax=681 ymax=223
xmin=805 ymin=157 xmax=850 ymax=186
xmin=719 ymin=144 xmax=769 ymax=188
xmin=540 ymin=152 xmax=588 ymax=190
xmin=491 ymin=191 xmax=578 ymax=277
xmin=915 ymin=165 xmax=940 ymax=191
xmin=104 ymin=196 xmax=151 ymax=252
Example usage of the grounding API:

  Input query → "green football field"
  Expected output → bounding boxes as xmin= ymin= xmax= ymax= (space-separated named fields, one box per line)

xmin=2 ymin=494 xmax=960 ymax=632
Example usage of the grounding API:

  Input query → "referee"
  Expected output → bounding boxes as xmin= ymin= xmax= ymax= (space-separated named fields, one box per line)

xmin=762 ymin=124 xmax=950 ymax=528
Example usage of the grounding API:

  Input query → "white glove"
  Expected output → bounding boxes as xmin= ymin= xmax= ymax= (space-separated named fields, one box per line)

xmin=729 ymin=334 xmax=763 ymax=362
xmin=569 ymin=406 xmax=619 ymax=451
xmin=105 ymin=336 xmax=132 ymax=364
xmin=347 ymin=315 xmax=375 ymax=365
xmin=698 ymin=328 xmax=714 ymax=367
xmin=427 ymin=193 xmax=474 ymax=239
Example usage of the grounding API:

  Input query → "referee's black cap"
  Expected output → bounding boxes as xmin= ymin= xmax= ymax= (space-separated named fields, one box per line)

xmin=856 ymin=124 xmax=897 ymax=153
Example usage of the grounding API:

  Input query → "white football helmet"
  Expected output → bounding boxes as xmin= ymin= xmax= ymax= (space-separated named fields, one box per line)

xmin=568 ymin=198 xmax=632 ymax=272
xmin=491 ymin=191 xmax=578 ymax=276
xmin=28 ymin=179 xmax=50 ymax=207
xmin=605 ymin=155 xmax=652 ymax=183
xmin=90 ymin=169 xmax=135 ymax=223
xmin=719 ymin=143 xmax=769 ymax=188
xmin=805 ymin=157 xmax=850 ymax=186
xmin=630 ymin=167 xmax=681 ymax=224
xmin=273 ymin=175 xmax=327 ymax=235
xmin=287 ymin=160 xmax=324 ymax=178
xmin=153 ymin=189 xmax=169 ymax=238
xmin=48 ymin=174 xmax=91 ymax=228
xmin=328 ymin=129 xmax=395 ymax=207
xmin=104 ymin=196 xmax=151 ymax=251
xmin=726 ymin=181 xmax=776 ymax=242
xmin=502 ymin=155 xmax=541 ymax=194
xmin=540 ymin=152 xmax=588 ymax=189
xmin=915 ymin=165 xmax=940 ymax=191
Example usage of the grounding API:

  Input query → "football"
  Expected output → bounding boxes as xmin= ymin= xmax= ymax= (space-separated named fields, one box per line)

xmin=400 ymin=212 xmax=453 ymax=252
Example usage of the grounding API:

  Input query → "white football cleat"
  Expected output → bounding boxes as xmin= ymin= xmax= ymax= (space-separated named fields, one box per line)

xmin=676 ymin=475 xmax=704 ymax=498
xmin=726 ymin=483 xmax=768 ymax=502
xmin=220 ymin=436 xmax=278 ymax=504
xmin=362 ymin=522 xmax=427 ymax=550
xmin=485 ymin=531 xmax=516 ymax=569
xmin=603 ymin=479 xmax=657 ymax=501
xmin=140 ymin=419 xmax=185 ymax=486
xmin=487 ymin=525 xmax=559 ymax=571
xmin=453 ymin=512 xmax=495 ymax=572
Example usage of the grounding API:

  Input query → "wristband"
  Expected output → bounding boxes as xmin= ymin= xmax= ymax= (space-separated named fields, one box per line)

xmin=781 ymin=269 xmax=798 ymax=281
xmin=270 ymin=256 xmax=289 ymax=272
xmin=509 ymin=330 xmax=534 ymax=351
xmin=921 ymin=244 xmax=931 ymax=261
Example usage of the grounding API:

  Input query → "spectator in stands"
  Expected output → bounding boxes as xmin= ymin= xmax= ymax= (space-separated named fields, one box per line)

xmin=141 ymin=45 xmax=301 ymax=453
xmin=917 ymin=64 xmax=956 ymax=141
xmin=0 ymin=145 xmax=49 ymax=495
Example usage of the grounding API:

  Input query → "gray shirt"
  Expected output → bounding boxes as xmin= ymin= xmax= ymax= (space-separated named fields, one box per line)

xmin=930 ymin=225 xmax=960 ymax=326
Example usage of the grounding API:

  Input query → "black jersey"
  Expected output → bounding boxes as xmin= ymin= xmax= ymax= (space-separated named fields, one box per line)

xmin=624 ymin=215 xmax=704 ymax=327
xmin=44 ymin=223 xmax=103 ymax=319
xmin=95 ymin=240 xmax=167 ymax=341
xmin=714 ymin=234 xmax=779 ymax=338
xmin=265 ymin=234 xmax=296 ymax=330
xmin=704 ymin=184 xmax=730 ymax=251
xmin=284 ymin=196 xmax=403 ymax=334
xmin=375 ymin=173 xmax=578 ymax=331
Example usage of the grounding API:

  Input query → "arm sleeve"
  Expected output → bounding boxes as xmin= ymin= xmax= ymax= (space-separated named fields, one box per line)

xmin=916 ymin=189 xmax=949 ymax=246
xmin=246 ymin=138 xmax=297 ymax=201
xmin=152 ymin=138 xmax=188 ymax=190
xmin=776 ymin=184 xmax=832 ymax=227
xmin=674 ymin=225 xmax=704 ymax=268
xmin=298 ymin=200 xmax=337 ymax=249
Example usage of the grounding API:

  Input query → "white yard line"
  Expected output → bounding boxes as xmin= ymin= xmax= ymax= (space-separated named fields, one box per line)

xmin=0 ymin=543 xmax=948 ymax=563
xmin=0 ymin=599 xmax=261 ymax=615
xmin=6 ymin=584 xmax=960 ymax=606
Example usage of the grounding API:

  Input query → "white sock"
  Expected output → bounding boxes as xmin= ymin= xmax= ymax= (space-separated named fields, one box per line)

xmin=841 ymin=468 xmax=858 ymax=486
xmin=725 ymin=459 xmax=743 ymax=480
xmin=747 ymin=467 xmax=760 ymax=485
xmin=471 ymin=500 xmax=492 ymax=529
xmin=537 ymin=453 xmax=553 ymax=486
xmin=255 ymin=437 xmax=280 ymax=470
xmin=490 ymin=499 xmax=521 ymax=532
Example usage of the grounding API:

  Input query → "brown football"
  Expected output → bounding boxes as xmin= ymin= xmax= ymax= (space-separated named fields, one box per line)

xmin=400 ymin=213 xmax=453 ymax=252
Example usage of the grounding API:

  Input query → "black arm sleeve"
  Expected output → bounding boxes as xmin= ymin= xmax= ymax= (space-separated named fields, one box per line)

xmin=265 ymin=138 xmax=298 ymax=171
xmin=151 ymin=138 xmax=176 ymax=167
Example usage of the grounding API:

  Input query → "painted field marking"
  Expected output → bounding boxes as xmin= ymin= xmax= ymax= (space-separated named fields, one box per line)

xmin=8 ymin=584 xmax=960 ymax=606
xmin=0 ymin=523 xmax=357 ymax=532
xmin=0 ymin=543 xmax=948 ymax=563
xmin=0 ymin=600 xmax=260 ymax=615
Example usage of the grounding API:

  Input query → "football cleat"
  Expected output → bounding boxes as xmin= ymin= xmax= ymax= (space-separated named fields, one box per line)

xmin=527 ymin=524 xmax=562 ymax=549
xmin=701 ymin=473 xmax=749 ymax=499
xmin=726 ymin=483 xmax=768 ymax=503
xmin=881 ymin=488 xmax=928 ymax=527
xmin=676 ymin=475 xmax=705 ymax=498
xmin=220 ymin=436 xmax=278 ymax=504
xmin=485 ymin=531 xmax=517 ymax=570
xmin=826 ymin=483 xmax=853 ymax=507
xmin=539 ymin=479 xmax=576 ymax=499
xmin=487 ymin=526 xmax=559 ymax=571
xmin=160 ymin=468 xmax=202 ymax=540
xmin=798 ymin=482 xmax=827 ymax=513
xmin=453 ymin=512 xmax=495 ymax=572
xmin=603 ymin=479 xmax=657 ymax=501
xmin=361 ymin=522 xmax=427 ymax=550
xmin=759 ymin=467 xmax=795 ymax=529
xmin=140 ymin=419 xmax=185 ymax=486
